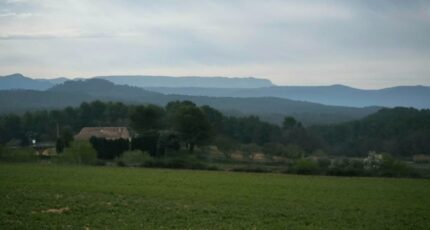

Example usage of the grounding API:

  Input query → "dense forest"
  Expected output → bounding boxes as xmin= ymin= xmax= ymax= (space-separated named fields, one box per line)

xmin=312 ymin=107 xmax=430 ymax=157
xmin=0 ymin=101 xmax=429 ymax=158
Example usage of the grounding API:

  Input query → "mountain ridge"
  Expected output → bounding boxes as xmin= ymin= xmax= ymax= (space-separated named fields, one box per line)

xmin=96 ymin=75 xmax=274 ymax=88
xmin=0 ymin=73 xmax=55 ymax=90
xmin=1 ymin=73 xmax=429 ymax=108
xmin=145 ymin=85 xmax=430 ymax=108
xmin=1 ymin=79 xmax=381 ymax=125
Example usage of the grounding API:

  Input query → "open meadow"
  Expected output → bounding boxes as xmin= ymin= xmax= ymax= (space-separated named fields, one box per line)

xmin=1 ymin=163 xmax=429 ymax=229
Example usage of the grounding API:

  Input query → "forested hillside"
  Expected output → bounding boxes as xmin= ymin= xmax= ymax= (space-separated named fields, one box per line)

xmin=146 ymin=85 xmax=430 ymax=108
xmin=0 ymin=79 xmax=380 ymax=125
xmin=312 ymin=107 xmax=430 ymax=157
xmin=1 ymin=101 xmax=429 ymax=158
xmin=98 ymin=75 xmax=274 ymax=88
xmin=0 ymin=90 xmax=93 ymax=113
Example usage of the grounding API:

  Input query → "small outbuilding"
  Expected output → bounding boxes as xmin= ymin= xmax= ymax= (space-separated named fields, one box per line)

xmin=74 ymin=127 xmax=130 ymax=141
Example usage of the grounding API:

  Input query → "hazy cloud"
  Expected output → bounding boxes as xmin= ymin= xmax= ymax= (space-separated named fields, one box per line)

xmin=0 ymin=0 xmax=429 ymax=88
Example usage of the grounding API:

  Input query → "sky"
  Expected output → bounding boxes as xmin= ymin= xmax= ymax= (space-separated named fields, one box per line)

xmin=0 ymin=0 xmax=429 ymax=88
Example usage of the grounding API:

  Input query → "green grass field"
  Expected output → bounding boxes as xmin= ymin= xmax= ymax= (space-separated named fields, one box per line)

xmin=1 ymin=163 xmax=429 ymax=229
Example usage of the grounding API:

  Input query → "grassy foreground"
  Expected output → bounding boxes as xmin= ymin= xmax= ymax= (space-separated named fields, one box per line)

xmin=1 ymin=163 xmax=429 ymax=229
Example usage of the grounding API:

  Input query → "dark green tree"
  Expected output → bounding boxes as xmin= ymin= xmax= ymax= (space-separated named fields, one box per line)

xmin=169 ymin=102 xmax=212 ymax=152
xmin=60 ymin=126 xmax=74 ymax=147
xmin=201 ymin=105 xmax=224 ymax=133
xmin=56 ymin=138 xmax=64 ymax=153
xmin=130 ymin=105 xmax=165 ymax=132
xmin=283 ymin=116 xmax=302 ymax=130
xmin=0 ymin=114 xmax=23 ymax=145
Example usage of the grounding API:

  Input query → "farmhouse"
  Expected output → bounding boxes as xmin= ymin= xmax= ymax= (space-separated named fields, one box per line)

xmin=74 ymin=127 xmax=130 ymax=141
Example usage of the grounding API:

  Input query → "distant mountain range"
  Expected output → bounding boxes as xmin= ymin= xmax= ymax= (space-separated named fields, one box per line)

xmin=0 ymin=73 xmax=54 ymax=90
xmin=146 ymin=85 xmax=430 ymax=108
xmin=1 ymin=73 xmax=429 ymax=109
xmin=0 ymin=73 xmax=68 ymax=90
xmin=97 ymin=75 xmax=274 ymax=88
xmin=0 ymin=78 xmax=380 ymax=125
xmin=0 ymin=73 xmax=273 ymax=90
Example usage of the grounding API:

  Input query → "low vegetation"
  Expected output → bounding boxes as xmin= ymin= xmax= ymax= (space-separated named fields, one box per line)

xmin=0 ymin=147 xmax=38 ymax=162
xmin=1 ymin=163 xmax=429 ymax=229
xmin=55 ymin=141 xmax=97 ymax=165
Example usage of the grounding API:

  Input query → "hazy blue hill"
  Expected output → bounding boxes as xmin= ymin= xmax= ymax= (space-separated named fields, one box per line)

xmin=49 ymin=79 xmax=380 ymax=125
xmin=0 ymin=79 xmax=379 ymax=125
xmin=49 ymin=79 xmax=169 ymax=104
xmin=171 ymin=95 xmax=380 ymax=125
xmin=0 ymin=90 xmax=93 ymax=113
xmin=45 ymin=77 xmax=69 ymax=85
xmin=372 ymin=86 xmax=430 ymax=108
xmin=2 ymin=73 xmax=428 ymax=109
xmin=145 ymin=84 xmax=430 ymax=108
xmin=98 ymin=75 xmax=274 ymax=88
xmin=0 ymin=73 xmax=54 ymax=90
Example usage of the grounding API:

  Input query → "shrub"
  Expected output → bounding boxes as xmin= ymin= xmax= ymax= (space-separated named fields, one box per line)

xmin=413 ymin=155 xmax=430 ymax=164
xmin=56 ymin=138 xmax=64 ymax=153
xmin=363 ymin=152 xmax=416 ymax=177
xmin=90 ymin=137 xmax=129 ymax=160
xmin=156 ymin=131 xmax=181 ymax=156
xmin=214 ymin=136 xmax=237 ymax=153
xmin=317 ymin=158 xmax=331 ymax=169
xmin=312 ymin=149 xmax=327 ymax=157
xmin=56 ymin=141 xmax=97 ymax=165
xmin=284 ymin=144 xmax=306 ymax=159
xmin=290 ymin=159 xmax=320 ymax=175
xmin=230 ymin=166 xmax=271 ymax=173
xmin=0 ymin=146 xmax=38 ymax=162
xmin=379 ymin=155 xmax=414 ymax=177
xmin=143 ymin=156 xmax=217 ymax=170
xmin=328 ymin=158 xmax=365 ymax=176
xmin=263 ymin=143 xmax=288 ymax=156
xmin=132 ymin=131 xmax=159 ymax=157
xmin=115 ymin=150 xmax=152 ymax=167
xmin=363 ymin=151 xmax=383 ymax=171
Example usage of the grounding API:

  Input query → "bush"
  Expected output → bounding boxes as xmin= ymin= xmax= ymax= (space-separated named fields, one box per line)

xmin=56 ymin=141 xmax=97 ymax=165
xmin=263 ymin=143 xmax=287 ymax=156
xmin=214 ymin=136 xmax=237 ymax=153
xmin=0 ymin=146 xmax=38 ymax=162
xmin=132 ymin=131 xmax=160 ymax=156
xmin=90 ymin=137 xmax=129 ymax=160
xmin=378 ymin=155 xmax=414 ymax=177
xmin=56 ymin=138 xmax=65 ymax=153
xmin=290 ymin=159 xmax=320 ymax=175
xmin=284 ymin=144 xmax=306 ymax=159
xmin=363 ymin=152 xmax=416 ymax=177
xmin=317 ymin=158 xmax=331 ymax=169
xmin=143 ymin=156 xmax=218 ymax=170
xmin=157 ymin=130 xmax=181 ymax=156
xmin=364 ymin=152 xmax=383 ymax=171
xmin=240 ymin=144 xmax=262 ymax=155
xmin=115 ymin=150 xmax=152 ymax=167
xmin=328 ymin=158 xmax=365 ymax=176
xmin=413 ymin=155 xmax=430 ymax=164
xmin=230 ymin=166 xmax=271 ymax=173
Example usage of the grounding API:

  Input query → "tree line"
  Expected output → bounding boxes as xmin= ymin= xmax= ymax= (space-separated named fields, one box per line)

xmin=311 ymin=107 xmax=430 ymax=157
xmin=0 ymin=101 xmax=429 ymax=158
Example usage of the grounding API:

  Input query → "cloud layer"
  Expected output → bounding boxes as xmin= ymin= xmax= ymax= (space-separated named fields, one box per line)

xmin=1 ymin=0 xmax=429 ymax=88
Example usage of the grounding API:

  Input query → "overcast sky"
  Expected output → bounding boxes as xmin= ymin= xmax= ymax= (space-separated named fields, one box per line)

xmin=0 ymin=0 xmax=429 ymax=88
